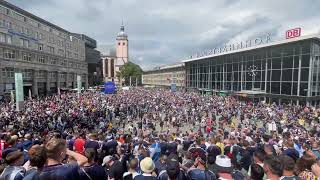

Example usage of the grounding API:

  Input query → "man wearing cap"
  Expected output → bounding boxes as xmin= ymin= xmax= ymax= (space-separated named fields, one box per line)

xmin=134 ymin=157 xmax=157 ymax=180
xmin=212 ymin=155 xmax=242 ymax=180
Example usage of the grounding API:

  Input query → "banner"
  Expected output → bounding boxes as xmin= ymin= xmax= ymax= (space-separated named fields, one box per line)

xmin=14 ymin=73 xmax=24 ymax=111
xmin=104 ymin=81 xmax=116 ymax=94
xmin=171 ymin=83 xmax=176 ymax=92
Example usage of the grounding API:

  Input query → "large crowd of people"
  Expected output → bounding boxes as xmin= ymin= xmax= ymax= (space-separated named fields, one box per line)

xmin=0 ymin=88 xmax=320 ymax=180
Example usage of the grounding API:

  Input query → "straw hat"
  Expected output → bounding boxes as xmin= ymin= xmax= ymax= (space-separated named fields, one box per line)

xmin=140 ymin=157 xmax=155 ymax=173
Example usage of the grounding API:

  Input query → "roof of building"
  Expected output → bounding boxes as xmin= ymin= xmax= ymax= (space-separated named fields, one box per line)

xmin=117 ymin=25 xmax=128 ymax=39
xmin=0 ymin=0 xmax=70 ymax=34
xmin=182 ymin=33 xmax=320 ymax=63
xmin=72 ymin=33 xmax=97 ymax=48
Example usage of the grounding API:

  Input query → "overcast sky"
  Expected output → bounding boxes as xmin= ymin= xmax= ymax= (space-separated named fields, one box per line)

xmin=8 ymin=0 xmax=320 ymax=70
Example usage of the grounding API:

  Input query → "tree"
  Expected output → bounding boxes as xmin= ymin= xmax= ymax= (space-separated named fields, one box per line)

xmin=116 ymin=62 xmax=143 ymax=86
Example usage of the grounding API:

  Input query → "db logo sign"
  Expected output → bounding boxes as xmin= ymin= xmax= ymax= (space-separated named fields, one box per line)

xmin=286 ymin=28 xmax=301 ymax=39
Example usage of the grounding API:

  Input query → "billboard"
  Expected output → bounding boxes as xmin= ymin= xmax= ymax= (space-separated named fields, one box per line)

xmin=286 ymin=28 xmax=301 ymax=39
xmin=104 ymin=81 xmax=116 ymax=94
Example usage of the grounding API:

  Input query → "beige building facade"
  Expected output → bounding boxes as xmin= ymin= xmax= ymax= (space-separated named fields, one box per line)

xmin=142 ymin=63 xmax=185 ymax=88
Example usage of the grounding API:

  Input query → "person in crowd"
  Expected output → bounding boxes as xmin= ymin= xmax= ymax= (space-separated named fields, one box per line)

xmin=155 ymin=154 xmax=168 ymax=175
xmin=102 ymin=155 xmax=125 ymax=180
xmin=311 ymin=142 xmax=320 ymax=160
xmin=38 ymin=138 xmax=88 ymax=180
xmin=74 ymin=133 xmax=86 ymax=155
xmin=296 ymin=154 xmax=317 ymax=180
xmin=282 ymin=140 xmax=299 ymax=162
xmin=134 ymin=157 xmax=157 ymax=180
xmin=311 ymin=162 xmax=320 ymax=179
xmin=123 ymin=158 xmax=140 ymax=179
xmin=158 ymin=155 xmax=187 ymax=180
xmin=22 ymin=145 xmax=47 ymax=180
xmin=248 ymin=149 xmax=266 ymax=177
xmin=79 ymin=148 xmax=107 ymax=180
xmin=0 ymin=150 xmax=25 ymax=180
xmin=278 ymin=155 xmax=301 ymax=180
xmin=263 ymin=155 xmax=283 ymax=180
xmin=187 ymin=153 xmax=215 ymax=180
xmin=250 ymin=163 xmax=265 ymax=180
xmin=84 ymin=133 xmax=100 ymax=153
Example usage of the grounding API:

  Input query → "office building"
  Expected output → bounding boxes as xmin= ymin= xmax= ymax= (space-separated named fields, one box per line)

xmin=0 ymin=0 xmax=88 ymax=97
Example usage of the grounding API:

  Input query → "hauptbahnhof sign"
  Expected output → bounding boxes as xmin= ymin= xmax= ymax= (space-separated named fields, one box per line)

xmin=190 ymin=33 xmax=272 ymax=59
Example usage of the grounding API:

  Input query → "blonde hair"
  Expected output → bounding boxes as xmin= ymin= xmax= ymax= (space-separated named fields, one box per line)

xmin=45 ymin=138 xmax=66 ymax=161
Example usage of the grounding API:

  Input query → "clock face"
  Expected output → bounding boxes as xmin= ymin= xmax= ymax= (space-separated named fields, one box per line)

xmin=248 ymin=65 xmax=258 ymax=77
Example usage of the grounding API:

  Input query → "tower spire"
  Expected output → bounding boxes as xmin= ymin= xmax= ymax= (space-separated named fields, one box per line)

xmin=120 ymin=18 xmax=124 ymax=32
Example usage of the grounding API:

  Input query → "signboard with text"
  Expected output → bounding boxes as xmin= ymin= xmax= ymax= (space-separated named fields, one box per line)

xmin=286 ymin=28 xmax=301 ymax=39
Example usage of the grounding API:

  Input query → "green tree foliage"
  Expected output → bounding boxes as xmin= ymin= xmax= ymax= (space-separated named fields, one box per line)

xmin=116 ymin=62 xmax=143 ymax=85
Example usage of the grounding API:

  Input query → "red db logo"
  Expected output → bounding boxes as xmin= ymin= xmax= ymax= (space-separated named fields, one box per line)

xmin=286 ymin=28 xmax=301 ymax=39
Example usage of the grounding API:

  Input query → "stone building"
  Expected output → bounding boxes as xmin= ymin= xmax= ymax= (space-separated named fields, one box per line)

xmin=0 ymin=0 xmax=89 ymax=97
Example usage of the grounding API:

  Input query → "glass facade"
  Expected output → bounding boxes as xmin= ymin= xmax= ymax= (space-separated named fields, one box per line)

xmin=186 ymin=39 xmax=320 ymax=104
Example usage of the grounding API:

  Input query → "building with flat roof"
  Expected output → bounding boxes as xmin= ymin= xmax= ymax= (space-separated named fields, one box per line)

xmin=0 ymin=0 xmax=89 ymax=97
xmin=142 ymin=63 xmax=185 ymax=89
xmin=182 ymin=33 xmax=320 ymax=105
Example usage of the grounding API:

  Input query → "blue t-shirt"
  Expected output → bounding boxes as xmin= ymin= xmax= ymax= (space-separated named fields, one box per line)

xmin=39 ymin=163 xmax=80 ymax=180
xmin=79 ymin=164 xmax=107 ymax=180
xmin=187 ymin=169 xmax=215 ymax=180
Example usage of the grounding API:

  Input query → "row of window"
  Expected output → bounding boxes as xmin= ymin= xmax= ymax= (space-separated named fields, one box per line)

xmin=187 ymin=55 xmax=311 ymax=75
xmin=0 ymin=33 xmax=12 ymax=44
xmin=0 ymin=49 xmax=86 ymax=68
xmin=0 ymin=9 xmax=84 ymax=57
xmin=2 ymin=68 xmax=84 ymax=81
xmin=0 ymin=32 xmax=80 ymax=58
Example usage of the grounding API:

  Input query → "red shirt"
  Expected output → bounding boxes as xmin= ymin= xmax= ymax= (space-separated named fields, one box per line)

xmin=74 ymin=138 xmax=85 ymax=154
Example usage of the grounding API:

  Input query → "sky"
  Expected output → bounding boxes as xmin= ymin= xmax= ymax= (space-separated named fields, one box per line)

xmin=8 ymin=0 xmax=320 ymax=70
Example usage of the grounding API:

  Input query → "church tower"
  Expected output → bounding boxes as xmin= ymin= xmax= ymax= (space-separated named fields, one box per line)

xmin=116 ymin=25 xmax=129 ymax=66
